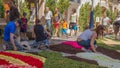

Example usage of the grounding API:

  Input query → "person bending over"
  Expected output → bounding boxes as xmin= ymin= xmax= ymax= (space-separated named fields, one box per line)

xmin=4 ymin=19 xmax=23 ymax=51
xmin=77 ymin=25 xmax=104 ymax=52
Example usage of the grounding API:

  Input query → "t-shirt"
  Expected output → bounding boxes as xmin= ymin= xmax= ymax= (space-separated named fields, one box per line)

xmin=4 ymin=21 xmax=16 ymax=41
xmin=78 ymin=29 xmax=92 ymax=41
xmin=70 ymin=13 xmax=77 ymax=23
xmin=21 ymin=17 xmax=28 ymax=29
xmin=103 ymin=17 xmax=110 ymax=26
xmin=62 ymin=21 xmax=67 ymax=29
xmin=45 ymin=11 xmax=53 ymax=20
xmin=53 ymin=12 xmax=61 ymax=23
xmin=34 ymin=24 xmax=47 ymax=42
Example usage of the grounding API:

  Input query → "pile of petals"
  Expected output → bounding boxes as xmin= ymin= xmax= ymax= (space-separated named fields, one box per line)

xmin=0 ymin=51 xmax=45 ymax=68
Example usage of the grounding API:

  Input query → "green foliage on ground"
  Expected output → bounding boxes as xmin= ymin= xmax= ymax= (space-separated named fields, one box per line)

xmin=79 ymin=2 xmax=91 ymax=31
xmin=45 ymin=0 xmax=69 ymax=14
xmin=39 ymin=51 xmax=105 ymax=68
xmin=0 ymin=0 xmax=5 ymax=18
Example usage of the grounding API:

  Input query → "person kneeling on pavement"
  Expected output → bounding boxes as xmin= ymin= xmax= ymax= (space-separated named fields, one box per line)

xmin=32 ymin=19 xmax=51 ymax=49
xmin=4 ymin=19 xmax=23 ymax=51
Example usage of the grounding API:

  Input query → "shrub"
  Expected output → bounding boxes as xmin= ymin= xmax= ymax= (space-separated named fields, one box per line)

xmin=0 ymin=0 xmax=5 ymax=18
xmin=79 ymin=2 xmax=91 ymax=31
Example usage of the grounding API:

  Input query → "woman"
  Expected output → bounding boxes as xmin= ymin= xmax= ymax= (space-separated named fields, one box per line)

xmin=53 ymin=7 xmax=61 ymax=37
xmin=77 ymin=25 xmax=104 ymax=52
xmin=69 ymin=8 xmax=78 ymax=36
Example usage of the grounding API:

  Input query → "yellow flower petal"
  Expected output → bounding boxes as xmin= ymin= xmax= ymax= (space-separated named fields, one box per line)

xmin=6 ymin=51 xmax=46 ymax=63
xmin=0 ymin=54 xmax=29 ymax=66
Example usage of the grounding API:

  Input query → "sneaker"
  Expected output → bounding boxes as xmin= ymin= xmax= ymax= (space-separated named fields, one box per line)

xmin=2 ymin=45 xmax=6 ymax=50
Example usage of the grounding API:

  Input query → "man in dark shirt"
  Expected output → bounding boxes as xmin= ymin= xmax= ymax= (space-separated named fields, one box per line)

xmin=8 ymin=1 xmax=20 ymax=21
xmin=32 ymin=19 xmax=51 ymax=48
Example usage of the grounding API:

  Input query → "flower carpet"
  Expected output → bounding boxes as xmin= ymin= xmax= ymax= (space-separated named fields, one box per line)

xmin=0 ymin=51 xmax=45 ymax=68
xmin=50 ymin=44 xmax=120 ymax=68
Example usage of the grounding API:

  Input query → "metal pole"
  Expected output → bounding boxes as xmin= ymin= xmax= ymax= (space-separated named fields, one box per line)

xmin=89 ymin=0 xmax=94 ymax=29
xmin=91 ymin=0 xmax=93 ymax=11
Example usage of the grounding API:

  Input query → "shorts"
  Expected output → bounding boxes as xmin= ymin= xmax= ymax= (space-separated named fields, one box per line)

xmin=61 ymin=29 xmax=67 ymax=34
xmin=20 ymin=28 xmax=27 ymax=33
xmin=69 ymin=22 xmax=77 ymax=30
xmin=53 ymin=22 xmax=59 ymax=29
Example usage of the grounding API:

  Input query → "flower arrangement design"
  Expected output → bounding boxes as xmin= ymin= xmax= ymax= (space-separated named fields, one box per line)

xmin=0 ymin=51 xmax=45 ymax=68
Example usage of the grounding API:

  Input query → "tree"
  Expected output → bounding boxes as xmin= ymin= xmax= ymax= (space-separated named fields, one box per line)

xmin=19 ymin=1 xmax=30 ymax=19
xmin=0 ymin=0 xmax=5 ymax=18
xmin=106 ymin=10 xmax=115 ymax=23
xmin=46 ymin=0 xmax=56 ymax=13
xmin=57 ymin=0 xmax=69 ymax=14
xmin=94 ymin=3 xmax=101 ymax=18
xmin=94 ymin=3 xmax=102 ymax=27
xmin=79 ymin=2 xmax=91 ymax=31
xmin=46 ymin=0 xmax=69 ymax=14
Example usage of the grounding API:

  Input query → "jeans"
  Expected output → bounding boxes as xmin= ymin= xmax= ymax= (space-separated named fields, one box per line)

xmin=4 ymin=39 xmax=23 ymax=51
xmin=46 ymin=19 xmax=52 ymax=35
xmin=32 ymin=39 xmax=49 ymax=48
xmin=77 ymin=39 xmax=96 ymax=49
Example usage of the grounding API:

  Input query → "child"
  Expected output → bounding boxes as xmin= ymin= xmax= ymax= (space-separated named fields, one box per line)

xmin=20 ymin=12 xmax=28 ymax=40
xmin=61 ymin=18 xmax=68 ymax=37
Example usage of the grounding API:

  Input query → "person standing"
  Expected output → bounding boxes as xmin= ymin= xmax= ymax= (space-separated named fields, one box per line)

xmin=61 ymin=18 xmax=68 ymax=38
xmin=102 ymin=15 xmax=111 ymax=35
xmin=20 ymin=12 xmax=28 ymax=40
xmin=69 ymin=8 xmax=78 ymax=36
xmin=113 ymin=15 xmax=120 ymax=39
xmin=45 ymin=7 xmax=53 ymax=35
xmin=8 ymin=1 xmax=20 ymax=21
xmin=53 ymin=8 xmax=61 ymax=37
xmin=4 ymin=19 xmax=23 ymax=51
